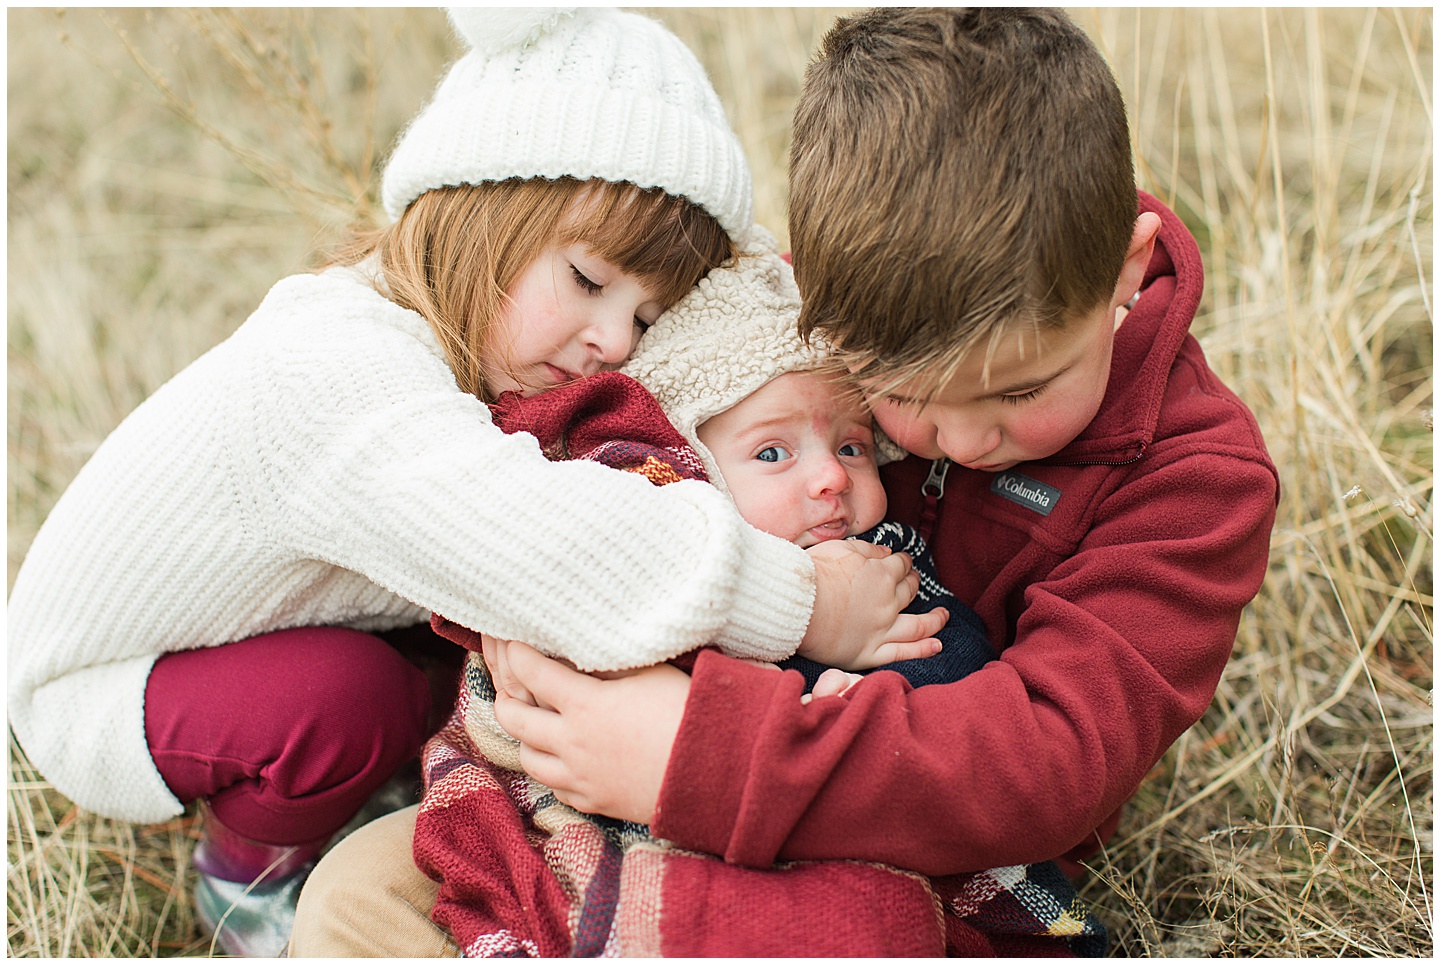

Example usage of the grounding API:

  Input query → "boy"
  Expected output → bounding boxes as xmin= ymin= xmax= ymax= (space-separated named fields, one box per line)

xmin=486 ymin=4 xmax=1277 ymax=887
xmin=292 ymin=7 xmax=1277 ymax=955
xmin=411 ymin=235 xmax=1103 ymax=956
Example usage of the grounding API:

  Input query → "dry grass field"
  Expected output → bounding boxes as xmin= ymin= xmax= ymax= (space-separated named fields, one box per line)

xmin=8 ymin=7 xmax=1432 ymax=957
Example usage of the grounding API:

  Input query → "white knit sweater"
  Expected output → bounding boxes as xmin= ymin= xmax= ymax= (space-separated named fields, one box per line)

xmin=6 ymin=264 xmax=815 ymax=824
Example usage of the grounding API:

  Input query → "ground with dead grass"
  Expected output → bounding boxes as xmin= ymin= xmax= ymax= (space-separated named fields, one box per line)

xmin=8 ymin=8 xmax=1432 ymax=957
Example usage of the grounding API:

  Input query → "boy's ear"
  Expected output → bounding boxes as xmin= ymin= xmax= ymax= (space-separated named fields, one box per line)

xmin=1112 ymin=212 xmax=1163 ymax=308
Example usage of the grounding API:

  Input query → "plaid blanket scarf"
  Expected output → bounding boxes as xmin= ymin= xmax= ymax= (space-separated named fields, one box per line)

xmin=415 ymin=373 xmax=1107 ymax=957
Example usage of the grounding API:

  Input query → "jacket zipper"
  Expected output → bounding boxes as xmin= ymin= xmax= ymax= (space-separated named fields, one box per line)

xmin=1049 ymin=442 xmax=1148 ymax=468
xmin=918 ymin=457 xmax=950 ymax=542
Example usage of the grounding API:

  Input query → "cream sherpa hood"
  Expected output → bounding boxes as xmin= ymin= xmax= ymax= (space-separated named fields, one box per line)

xmin=620 ymin=228 xmax=833 ymax=491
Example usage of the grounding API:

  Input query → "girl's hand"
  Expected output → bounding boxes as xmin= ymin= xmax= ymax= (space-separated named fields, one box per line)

xmin=489 ymin=640 xmax=689 ymax=824
xmin=800 ymin=540 xmax=948 ymax=670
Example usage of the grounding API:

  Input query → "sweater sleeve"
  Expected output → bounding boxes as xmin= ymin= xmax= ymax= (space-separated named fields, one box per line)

xmin=253 ymin=286 xmax=814 ymax=671
xmin=651 ymin=449 xmax=1277 ymax=874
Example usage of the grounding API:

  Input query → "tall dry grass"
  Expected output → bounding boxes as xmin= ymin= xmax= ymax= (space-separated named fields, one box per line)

xmin=7 ymin=7 xmax=1432 ymax=957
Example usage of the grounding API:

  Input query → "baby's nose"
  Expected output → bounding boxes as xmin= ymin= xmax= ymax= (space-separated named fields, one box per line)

xmin=810 ymin=454 xmax=852 ymax=495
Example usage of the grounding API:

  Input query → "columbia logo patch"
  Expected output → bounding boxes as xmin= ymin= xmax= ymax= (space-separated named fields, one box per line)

xmin=990 ymin=471 xmax=1061 ymax=516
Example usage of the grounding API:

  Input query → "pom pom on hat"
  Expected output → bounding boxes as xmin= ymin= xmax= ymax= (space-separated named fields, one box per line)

xmin=381 ymin=6 xmax=752 ymax=238
xmin=621 ymin=227 xmax=831 ymax=491
xmin=446 ymin=7 xmax=580 ymax=57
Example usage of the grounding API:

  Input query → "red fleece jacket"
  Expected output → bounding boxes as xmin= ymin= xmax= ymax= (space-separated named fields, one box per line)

xmin=651 ymin=192 xmax=1279 ymax=875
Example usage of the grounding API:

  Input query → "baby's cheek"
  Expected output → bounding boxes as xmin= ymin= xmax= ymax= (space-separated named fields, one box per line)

xmin=732 ymin=483 xmax=803 ymax=543
xmin=851 ymin=479 xmax=888 ymax=532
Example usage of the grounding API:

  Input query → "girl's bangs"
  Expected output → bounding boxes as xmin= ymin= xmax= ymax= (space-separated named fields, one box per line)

xmin=563 ymin=182 xmax=734 ymax=307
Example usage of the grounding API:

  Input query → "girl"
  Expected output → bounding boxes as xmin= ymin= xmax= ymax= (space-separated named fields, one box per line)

xmin=6 ymin=8 xmax=930 ymax=956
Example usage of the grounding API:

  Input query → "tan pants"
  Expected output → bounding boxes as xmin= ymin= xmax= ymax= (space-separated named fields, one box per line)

xmin=289 ymin=805 xmax=456 ymax=957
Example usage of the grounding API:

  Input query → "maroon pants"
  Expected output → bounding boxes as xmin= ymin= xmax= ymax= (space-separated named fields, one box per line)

xmin=144 ymin=624 xmax=462 ymax=847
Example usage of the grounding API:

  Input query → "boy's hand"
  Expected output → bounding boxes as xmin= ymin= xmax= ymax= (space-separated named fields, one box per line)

xmin=483 ymin=633 xmax=583 ymax=710
xmin=483 ymin=634 xmax=541 ymax=707
xmin=800 ymin=540 xmax=948 ymax=670
xmin=489 ymin=639 xmax=689 ymax=824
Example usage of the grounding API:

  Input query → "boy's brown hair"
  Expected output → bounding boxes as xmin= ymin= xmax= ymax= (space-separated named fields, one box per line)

xmin=333 ymin=178 xmax=733 ymax=401
xmin=789 ymin=7 xmax=1137 ymax=394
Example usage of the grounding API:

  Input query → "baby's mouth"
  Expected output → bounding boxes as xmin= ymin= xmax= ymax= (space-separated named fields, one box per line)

xmin=806 ymin=517 xmax=850 ymax=542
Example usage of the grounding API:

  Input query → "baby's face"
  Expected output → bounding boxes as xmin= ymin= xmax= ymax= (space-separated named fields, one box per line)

xmin=697 ymin=371 xmax=887 ymax=548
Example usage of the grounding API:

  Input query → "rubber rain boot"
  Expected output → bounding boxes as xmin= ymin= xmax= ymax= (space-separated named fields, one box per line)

xmin=190 ymin=803 xmax=327 ymax=957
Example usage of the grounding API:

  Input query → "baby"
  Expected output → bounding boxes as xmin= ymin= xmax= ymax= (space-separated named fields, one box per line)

xmin=677 ymin=372 xmax=993 ymax=690
xmin=414 ymin=230 xmax=1103 ymax=957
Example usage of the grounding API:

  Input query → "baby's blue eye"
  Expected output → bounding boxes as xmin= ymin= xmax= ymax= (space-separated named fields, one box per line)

xmin=756 ymin=446 xmax=791 ymax=463
xmin=838 ymin=443 xmax=865 ymax=457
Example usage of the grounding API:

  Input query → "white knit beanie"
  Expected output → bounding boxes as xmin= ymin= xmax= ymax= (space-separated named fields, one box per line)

xmin=621 ymin=228 xmax=832 ymax=491
xmin=381 ymin=7 xmax=753 ymax=237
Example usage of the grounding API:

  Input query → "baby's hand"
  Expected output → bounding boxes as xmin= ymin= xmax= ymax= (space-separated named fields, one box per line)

xmin=800 ymin=667 xmax=865 ymax=704
xmin=800 ymin=539 xmax=948 ymax=671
